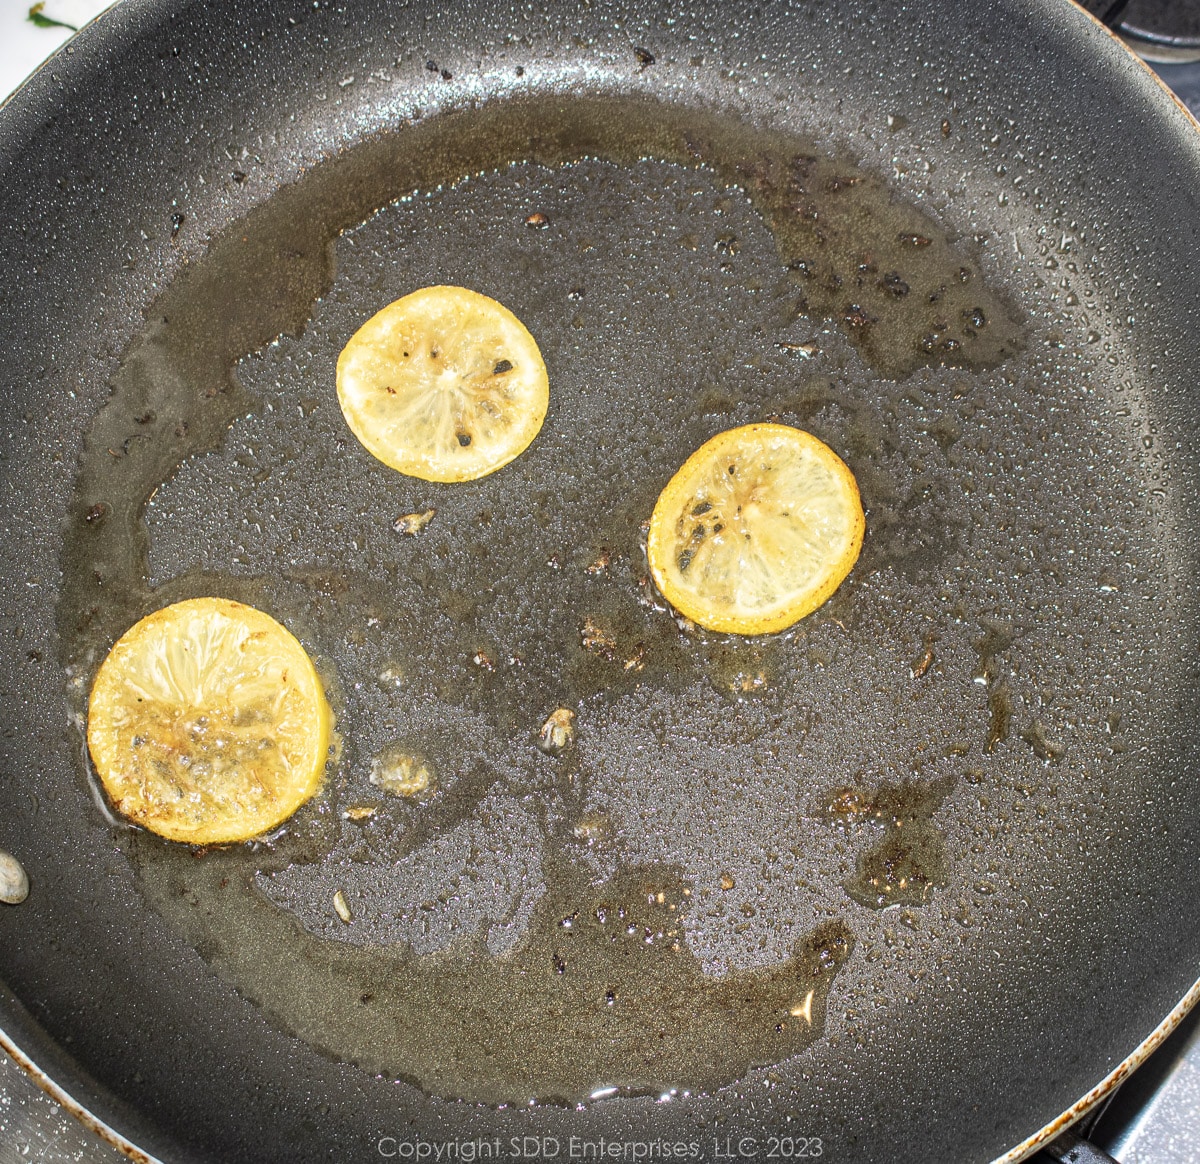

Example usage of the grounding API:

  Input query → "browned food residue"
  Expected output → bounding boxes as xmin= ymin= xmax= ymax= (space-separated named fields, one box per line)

xmin=775 ymin=341 xmax=819 ymax=358
xmin=825 ymin=775 xmax=955 ymax=909
xmin=1021 ymin=719 xmax=1066 ymax=764
xmin=985 ymin=681 xmax=1012 ymax=754
xmin=680 ymin=137 xmax=1023 ymax=377
xmin=973 ymin=619 xmax=1020 ymax=753
xmin=537 ymin=708 xmax=576 ymax=755
xmin=581 ymin=617 xmax=618 ymax=658
xmin=623 ymin=642 xmax=647 ymax=672
xmin=910 ymin=633 xmax=938 ymax=679
xmin=392 ymin=508 xmax=436 ymax=536
xmin=584 ymin=548 xmax=612 ymax=574
xmin=571 ymin=814 xmax=613 ymax=845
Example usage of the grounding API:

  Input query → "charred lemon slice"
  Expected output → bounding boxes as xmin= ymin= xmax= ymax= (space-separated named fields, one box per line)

xmin=647 ymin=424 xmax=864 ymax=634
xmin=336 ymin=285 xmax=549 ymax=482
xmin=87 ymin=598 xmax=332 ymax=844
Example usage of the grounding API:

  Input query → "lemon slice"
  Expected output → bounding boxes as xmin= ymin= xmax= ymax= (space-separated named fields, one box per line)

xmin=336 ymin=285 xmax=549 ymax=482
xmin=647 ymin=423 xmax=864 ymax=634
xmin=87 ymin=598 xmax=332 ymax=844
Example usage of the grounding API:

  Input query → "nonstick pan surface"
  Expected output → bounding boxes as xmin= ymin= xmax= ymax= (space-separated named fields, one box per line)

xmin=2 ymin=1 xmax=1200 ymax=1161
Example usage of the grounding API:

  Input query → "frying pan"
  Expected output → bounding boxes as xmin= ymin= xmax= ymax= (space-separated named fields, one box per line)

xmin=2 ymin=1 xmax=1200 ymax=1161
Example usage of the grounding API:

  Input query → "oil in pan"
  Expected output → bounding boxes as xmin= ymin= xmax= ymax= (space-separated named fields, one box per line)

xmin=57 ymin=96 xmax=1157 ymax=1105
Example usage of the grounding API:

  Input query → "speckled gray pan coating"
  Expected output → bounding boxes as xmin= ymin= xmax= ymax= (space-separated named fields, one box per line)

xmin=1 ymin=0 xmax=1199 ymax=1161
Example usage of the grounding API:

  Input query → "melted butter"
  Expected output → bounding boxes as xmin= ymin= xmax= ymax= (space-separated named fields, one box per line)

xmin=132 ymin=839 xmax=853 ymax=1103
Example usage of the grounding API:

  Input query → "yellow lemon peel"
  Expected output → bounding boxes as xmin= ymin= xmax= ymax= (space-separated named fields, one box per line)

xmin=647 ymin=423 xmax=864 ymax=634
xmin=87 ymin=598 xmax=332 ymax=844
xmin=337 ymin=285 xmax=549 ymax=482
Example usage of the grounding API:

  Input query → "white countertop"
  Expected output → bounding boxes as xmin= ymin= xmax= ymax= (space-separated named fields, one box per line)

xmin=0 ymin=0 xmax=113 ymax=105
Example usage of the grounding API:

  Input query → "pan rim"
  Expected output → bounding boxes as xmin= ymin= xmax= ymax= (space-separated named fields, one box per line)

xmin=0 ymin=1020 xmax=166 ymax=1164
xmin=991 ymin=15 xmax=1200 ymax=1161
xmin=1068 ymin=0 xmax=1200 ymax=139
xmin=1 ymin=0 xmax=1200 ymax=1159
xmin=6 ymin=976 xmax=1200 ymax=1164
xmin=992 ymin=973 xmax=1200 ymax=1162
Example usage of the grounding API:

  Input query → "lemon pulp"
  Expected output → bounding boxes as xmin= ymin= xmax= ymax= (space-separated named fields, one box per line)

xmin=87 ymin=598 xmax=332 ymax=844
xmin=647 ymin=423 xmax=864 ymax=634
xmin=336 ymin=285 xmax=549 ymax=482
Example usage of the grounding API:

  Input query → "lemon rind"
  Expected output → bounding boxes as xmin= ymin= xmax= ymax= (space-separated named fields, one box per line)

xmin=87 ymin=598 xmax=332 ymax=845
xmin=647 ymin=423 xmax=864 ymax=636
xmin=336 ymin=285 xmax=549 ymax=483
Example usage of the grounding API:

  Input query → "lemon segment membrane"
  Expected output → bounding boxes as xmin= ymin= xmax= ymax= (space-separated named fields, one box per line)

xmin=87 ymin=598 xmax=332 ymax=844
xmin=647 ymin=423 xmax=865 ymax=635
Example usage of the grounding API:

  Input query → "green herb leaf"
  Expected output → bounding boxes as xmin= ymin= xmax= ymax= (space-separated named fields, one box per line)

xmin=27 ymin=3 xmax=78 ymax=31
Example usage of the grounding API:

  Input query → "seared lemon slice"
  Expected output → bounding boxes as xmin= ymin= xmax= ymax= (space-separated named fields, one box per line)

xmin=647 ymin=424 xmax=864 ymax=634
xmin=87 ymin=598 xmax=332 ymax=844
xmin=336 ymin=285 xmax=549 ymax=482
